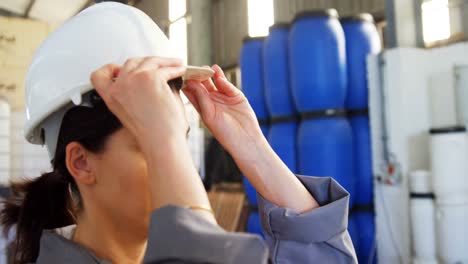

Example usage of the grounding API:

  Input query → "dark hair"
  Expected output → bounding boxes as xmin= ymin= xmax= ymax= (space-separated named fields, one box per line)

xmin=0 ymin=100 xmax=122 ymax=263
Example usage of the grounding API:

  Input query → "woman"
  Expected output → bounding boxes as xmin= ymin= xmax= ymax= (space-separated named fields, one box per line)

xmin=1 ymin=2 xmax=356 ymax=263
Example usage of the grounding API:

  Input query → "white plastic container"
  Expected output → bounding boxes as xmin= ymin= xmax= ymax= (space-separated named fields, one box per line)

xmin=455 ymin=65 xmax=468 ymax=127
xmin=436 ymin=197 xmax=468 ymax=264
xmin=410 ymin=195 xmax=437 ymax=262
xmin=430 ymin=127 xmax=468 ymax=199
xmin=410 ymin=170 xmax=433 ymax=193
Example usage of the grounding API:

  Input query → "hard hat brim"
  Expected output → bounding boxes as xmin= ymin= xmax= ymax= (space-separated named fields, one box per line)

xmin=25 ymin=65 xmax=215 ymax=146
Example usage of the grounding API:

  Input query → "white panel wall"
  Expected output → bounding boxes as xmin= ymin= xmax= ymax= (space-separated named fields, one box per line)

xmin=10 ymin=111 xmax=51 ymax=182
xmin=369 ymin=43 xmax=468 ymax=264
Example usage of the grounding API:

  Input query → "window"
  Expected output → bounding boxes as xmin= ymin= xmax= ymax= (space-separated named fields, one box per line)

xmin=422 ymin=0 xmax=451 ymax=44
xmin=247 ymin=0 xmax=274 ymax=37
xmin=169 ymin=0 xmax=188 ymax=64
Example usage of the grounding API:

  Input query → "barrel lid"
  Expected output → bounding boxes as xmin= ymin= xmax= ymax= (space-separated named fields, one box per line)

xmin=347 ymin=108 xmax=369 ymax=117
xmin=300 ymin=109 xmax=347 ymax=120
xmin=269 ymin=22 xmax=290 ymax=32
xmin=242 ymin=36 xmax=266 ymax=43
xmin=270 ymin=114 xmax=297 ymax=124
xmin=410 ymin=193 xmax=435 ymax=199
xmin=340 ymin=13 xmax=374 ymax=23
xmin=429 ymin=126 xmax=466 ymax=134
xmin=292 ymin=9 xmax=339 ymax=23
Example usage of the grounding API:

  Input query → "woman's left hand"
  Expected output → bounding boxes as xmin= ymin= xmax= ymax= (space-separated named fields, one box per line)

xmin=184 ymin=65 xmax=319 ymax=213
xmin=183 ymin=65 xmax=265 ymax=160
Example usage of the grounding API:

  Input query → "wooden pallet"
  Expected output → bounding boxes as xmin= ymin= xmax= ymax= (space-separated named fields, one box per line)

xmin=208 ymin=183 xmax=246 ymax=232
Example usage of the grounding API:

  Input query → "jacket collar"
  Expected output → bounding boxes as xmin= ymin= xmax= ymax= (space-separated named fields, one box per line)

xmin=35 ymin=228 xmax=111 ymax=264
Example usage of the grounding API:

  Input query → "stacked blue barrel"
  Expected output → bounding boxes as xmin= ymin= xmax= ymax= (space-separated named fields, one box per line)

xmin=240 ymin=12 xmax=381 ymax=253
xmin=263 ymin=23 xmax=297 ymax=173
xmin=342 ymin=13 xmax=381 ymax=263
xmin=240 ymin=37 xmax=269 ymax=236
xmin=290 ymin=9 xmax=355 ymax=210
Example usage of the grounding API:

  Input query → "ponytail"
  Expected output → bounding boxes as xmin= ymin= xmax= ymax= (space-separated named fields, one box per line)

xmin=1 ymin=169 xmax=76 ymax=263
xmin=0 ymin=103 xmax=121 ymax=263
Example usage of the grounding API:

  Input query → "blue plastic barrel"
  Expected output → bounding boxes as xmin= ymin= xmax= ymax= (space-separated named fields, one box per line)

xmin=297 ymin=116 xmax=355 ymax=208
xmin=263 ymin=23 xmax=295 ymax=117
xmin=240 ymin=37 xmax=268 ymax=121
xmin=355 ymin=212 xmax=376 ymax=263
xmin=289 ymin=9 xmax=347 ymax=112
xmin=341 ymin=14 xmax=382 ymax=110
xmin=350 ymin=116 xmax=373 ymax=205
xmin=267 ymin=121 xmax=297 ymax=172
xmin=348 ymin=214 xmax=360 ymax=254
xmin=244 ymin=124 xmax=269 ymax=206
xmin=247 ymin=211 xmax=264 ymax=237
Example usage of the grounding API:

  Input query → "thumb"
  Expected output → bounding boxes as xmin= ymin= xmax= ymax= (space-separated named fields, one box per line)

xmin=182 ymin=87 xmax=201 ymax=113
xmin=185 ymin=81 xmax=214 ymax=118
xmin=212 ymin=65 xmax=240 ymax=97
xmin=91 ymin=63 xmax=121 ymax=100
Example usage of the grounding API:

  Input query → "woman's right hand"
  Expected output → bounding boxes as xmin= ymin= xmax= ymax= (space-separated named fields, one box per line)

xmin=90 ymin=56 xmax=188 ymax=146
xmin=90 ymin=57 xmax=215 ymax=222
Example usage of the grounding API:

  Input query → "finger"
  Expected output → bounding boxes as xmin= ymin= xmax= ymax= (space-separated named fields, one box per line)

xmin=91 ymin=63 xmax=121 ymax=100
xmin=156 ymin=65 xmax=187 ymax=83
xmin=185 ymin=81 xmax=214 ymax=117
xmin=213 ymin=64 xmax=232 ymax=79
xmin=121 ymin=58 xmax=145 ymax=75
xmin=202 ymin=78 xmax=217 ymax=92
xmin=201 ymin=66 xmax=218 ymax=92
xmin=212 ymin=65 xmax=240 ymax=97
xmin=182 ymin=87 xmax=201 ymax=113
xmin=136 ymin=56 xmax=184 ymax=72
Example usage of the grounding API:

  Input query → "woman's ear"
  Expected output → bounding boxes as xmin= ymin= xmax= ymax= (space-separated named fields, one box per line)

xmin=65 ymin=142 xmax=96 ymax=185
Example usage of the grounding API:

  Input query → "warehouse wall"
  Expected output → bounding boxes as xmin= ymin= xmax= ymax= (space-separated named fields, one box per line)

xmin=212 ymin=0 xmax=248 ymax=68
xmin=135 ymin=0 xmax=169 ymax=35
xmin=187 ymin=0 xmax=213 ymax=66
xmin=274 ymin=0 xmax=385 ymax=22
xmin=137 ymin=0 xmax=386 ymax=68
xmin=213 ymin=0 xmax=385 ymax=68
xmin=136 ymin=0 xmax=213 ymax=66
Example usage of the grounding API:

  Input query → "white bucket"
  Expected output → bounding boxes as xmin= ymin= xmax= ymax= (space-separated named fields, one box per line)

xmin=410 ymin=195 xmax=437 ymax=261
xmin=430 ymin=128 xmax=468 ymax=198
xmin=436 ymin=198 xmax=468 ymax=263
xmin=410 ymin=170 xmax=432 ymax=193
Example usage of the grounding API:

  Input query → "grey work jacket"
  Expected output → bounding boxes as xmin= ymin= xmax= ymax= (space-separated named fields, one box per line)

xmin=35 ymin=175 xmax=357 ymax=263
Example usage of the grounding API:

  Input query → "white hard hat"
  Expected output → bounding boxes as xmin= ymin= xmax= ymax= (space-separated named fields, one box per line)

xmin=25 ymin=2 xmax=213 ymax=161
